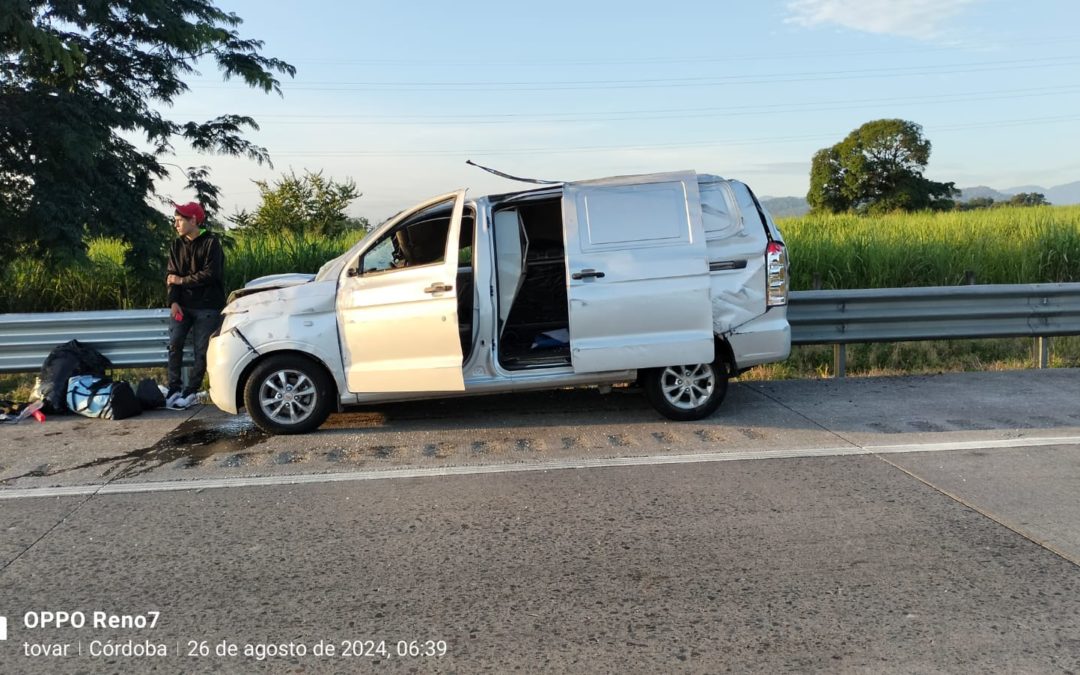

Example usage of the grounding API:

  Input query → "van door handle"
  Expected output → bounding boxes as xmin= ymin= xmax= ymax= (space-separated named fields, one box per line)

xmin=571 ymin=269 xmax=606 ymax=280
xmin=424 ymin=282 xmax=453 ymax=294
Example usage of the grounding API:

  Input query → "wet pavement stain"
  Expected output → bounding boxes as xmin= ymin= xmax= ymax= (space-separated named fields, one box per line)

xmin=694 ymin=429 xmax=723 ymax=443
xmin=866 ymin=422 xmax=904 ymax=434
xmin=423 ymin=442 xmax=454 ymax=458
xmin=222 ymin=453 xmax=256 ymax=468
xmin=607 ymin=434 xmax=629 ymax=447
xmin=369 ymin=445 xmax=397 ymax=458
xmin=908 ymin=420 xmax=948 ymax=433
xmin=989 ymin=417 xmax=1035 ymax=430
xmin=946 ymin=419 xmax=986 ymax=431
xmin=738 ymin=428 xmax=764 ymax=440
xmin=0 ymin=417 xmax=268 ymax=483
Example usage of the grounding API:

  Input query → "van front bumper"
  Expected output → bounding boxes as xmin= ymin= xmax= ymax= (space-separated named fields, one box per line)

xmin=207 ymin=329 xmax=258 ymax=415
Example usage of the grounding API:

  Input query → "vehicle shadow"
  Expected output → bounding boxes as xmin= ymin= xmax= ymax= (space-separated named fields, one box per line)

xmin=312 ymin=368 xmax=1080 ymax=437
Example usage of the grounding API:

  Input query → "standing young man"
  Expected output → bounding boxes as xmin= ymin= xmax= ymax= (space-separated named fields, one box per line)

xmin=166 ymin=202 xmax=225 ymax=409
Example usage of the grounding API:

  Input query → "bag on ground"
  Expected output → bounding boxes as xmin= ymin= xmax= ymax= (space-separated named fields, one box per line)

xmin=66 ymin=376 xmax=142 ymax=420
xmin=38 ymin=340 xmax=113 ymax=413
xmin=135 ymin=378 xmax=166 ymax=410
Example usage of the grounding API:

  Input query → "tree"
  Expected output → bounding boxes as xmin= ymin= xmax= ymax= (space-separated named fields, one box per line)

xmin=807 ymin=119 xmax=957 ymax=214
xmin=229 ymin=170 xmax=369 ymax=237
xmin=0 ymin=0 xmax=295 ymax=276
xmin=957 ymin=196 xmax=996 ymax=211
xmin=1008 ymin=192 xmax=1049 ymax=207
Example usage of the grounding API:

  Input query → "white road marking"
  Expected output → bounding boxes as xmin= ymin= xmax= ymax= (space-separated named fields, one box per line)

xmin=3 ymin=435 xmax=1080 ymax=501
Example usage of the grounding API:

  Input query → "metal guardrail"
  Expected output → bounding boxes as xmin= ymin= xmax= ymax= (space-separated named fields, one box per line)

xmin=1 ymin=282 xmax=1079 ymax=375
xmin=0 ymin=309 xmax=185 ymax=374
xmin=787 ymin=283 xmax=1080 ymax=375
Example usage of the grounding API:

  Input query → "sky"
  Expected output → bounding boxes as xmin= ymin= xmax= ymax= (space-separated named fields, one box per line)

xmin=160 ymin=0 xmax=1080 ymax=222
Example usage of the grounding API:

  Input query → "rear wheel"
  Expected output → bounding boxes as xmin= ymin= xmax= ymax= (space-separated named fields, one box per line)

xmin=244 ymin=354 xmax=333 ymax=434
xmin=642 ymin=361 xmax=727 ymax=421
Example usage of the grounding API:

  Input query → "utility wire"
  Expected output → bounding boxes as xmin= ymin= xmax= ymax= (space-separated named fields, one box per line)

xmin=172 ymin=85 xmax=1080 ymax=127
xmin=245 ymin=36 xmax=1080 ymax=67
xmin=172 ymin=113 xmax=1080 ymax=160
xmin=189 ymin=55 xmax=1080 ymax=92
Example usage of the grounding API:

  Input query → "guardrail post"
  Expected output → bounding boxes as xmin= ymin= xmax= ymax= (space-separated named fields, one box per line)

xmin=833 ymin=344 xmax=846 ymax=378
xmin=1036 ymin=337 xmax=1050 ymax=368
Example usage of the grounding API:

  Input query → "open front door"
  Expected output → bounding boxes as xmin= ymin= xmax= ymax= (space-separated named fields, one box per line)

xmin=338 ymin=191 xmax=467 ymax=393
xmin=562 ymin=171 xmax=714 ymax=373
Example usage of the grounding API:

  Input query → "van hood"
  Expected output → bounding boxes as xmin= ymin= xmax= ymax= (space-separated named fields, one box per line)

xmin=223 ymin=277 xmax=336 ymax=317
xmin=226 ymin=272 xmax=316 ymax=303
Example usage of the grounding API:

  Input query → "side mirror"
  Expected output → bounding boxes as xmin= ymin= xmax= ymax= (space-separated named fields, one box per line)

xmin=346 ymin=267 xmax=360 ymax=278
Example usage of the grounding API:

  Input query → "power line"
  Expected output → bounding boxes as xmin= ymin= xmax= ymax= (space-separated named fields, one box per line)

xmin=189 ymin=55 xmax=1080 ymax=92
xmin=170 ymin=85 xmax=1080 ymax=127
xmin=171 ymin=113 xmax=1080 ymax=160
xmin=267 ymin=36 xmax=1080 ymax=67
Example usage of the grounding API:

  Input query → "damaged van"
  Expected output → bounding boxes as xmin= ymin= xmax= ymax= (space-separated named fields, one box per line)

xmin=207 ymin=171 xmax=791 ymax=434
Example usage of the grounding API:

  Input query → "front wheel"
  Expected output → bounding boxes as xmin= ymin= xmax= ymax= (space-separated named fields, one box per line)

xmin=642 ymin=361 xmax=728 ymax=421
xmin=244 ymin=354 xmax=334 ymax=434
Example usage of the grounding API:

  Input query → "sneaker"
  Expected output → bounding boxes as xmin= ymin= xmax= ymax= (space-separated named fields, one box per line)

xmin=165 ymin=391 xmax=183 ymax=409
xmin=173 ymin=392 xmax=199 ymax=409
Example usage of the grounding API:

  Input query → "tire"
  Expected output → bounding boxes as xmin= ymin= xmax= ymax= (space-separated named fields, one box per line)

xmin=243 ymin=354 xmax=334 ymax=434
xmin=642 ymin=361 xmax=728 ymax=422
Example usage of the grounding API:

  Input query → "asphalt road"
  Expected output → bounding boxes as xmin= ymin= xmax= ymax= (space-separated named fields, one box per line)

xmin=1 ymin=370 xmax=1079 ymax=673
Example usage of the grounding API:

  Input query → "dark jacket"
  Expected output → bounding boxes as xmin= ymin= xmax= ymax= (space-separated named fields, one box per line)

xmin=167 ymin=231 xmax=226 ymax=310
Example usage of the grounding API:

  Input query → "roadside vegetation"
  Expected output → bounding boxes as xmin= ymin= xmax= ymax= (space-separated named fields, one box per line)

xmin=0 ymin=230 xmax=368 ymax=313
xmin=3 ymin=203 xmax=1080 ymax=402
xmin=4 ymin=204 xmax=1078 ymax=313
xmin=782 ymin=204 xmax=1080 ymax=289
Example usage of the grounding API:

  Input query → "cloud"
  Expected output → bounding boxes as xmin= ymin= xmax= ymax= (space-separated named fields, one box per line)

xmin=785 ymin=0 xmax=977 ymax=40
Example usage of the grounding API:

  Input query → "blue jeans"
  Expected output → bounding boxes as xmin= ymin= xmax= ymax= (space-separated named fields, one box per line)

xmin=167 ymin=308 xmax=223 ymax=396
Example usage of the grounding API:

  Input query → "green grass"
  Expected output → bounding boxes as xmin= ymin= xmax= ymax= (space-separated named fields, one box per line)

xmin=0 ymin=230 xmax=367 ymax=313
xmin=224 ymin=230 xmax=365 ymax=293
xmin=780 ymin=205 xmax=1080 ymax=289
xmin=4 ymin=205 xmax=1078 ymax=312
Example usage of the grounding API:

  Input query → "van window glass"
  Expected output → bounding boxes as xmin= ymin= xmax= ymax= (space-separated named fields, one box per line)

xmin=700 ymin=180 xmax=743 ymax=240
xmin=360 ymin=199 xmax=453 ymax=275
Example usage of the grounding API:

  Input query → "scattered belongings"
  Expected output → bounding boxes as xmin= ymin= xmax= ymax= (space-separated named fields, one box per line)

xmin=0 ymin=400 xmax=45 ymax=424
xmin=35 ymin=339 xmax=112 ymax=414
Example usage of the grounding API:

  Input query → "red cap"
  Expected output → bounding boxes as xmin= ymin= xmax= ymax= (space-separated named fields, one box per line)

xmin=173 ymin=201 xmax=206 ymax=225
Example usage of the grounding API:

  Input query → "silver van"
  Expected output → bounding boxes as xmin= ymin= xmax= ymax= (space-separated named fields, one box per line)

xmin=207 ymin=171 xmax=791 ymax=434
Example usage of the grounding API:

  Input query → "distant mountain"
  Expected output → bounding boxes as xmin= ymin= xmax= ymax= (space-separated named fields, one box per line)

xmin=958 ymin=181 xmax=1080 ymax=205
xmin=956 ymin=185 xmax=1009 ymax=202
xmin=1039 ymin=181 xmax=1080 ymax=205
xmin=761 ymin=196 xmax=810 ymax=218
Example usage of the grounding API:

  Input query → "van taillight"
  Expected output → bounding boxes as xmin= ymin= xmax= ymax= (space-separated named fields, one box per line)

xmin=766 ymin=241 xmax=788 ymax=307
